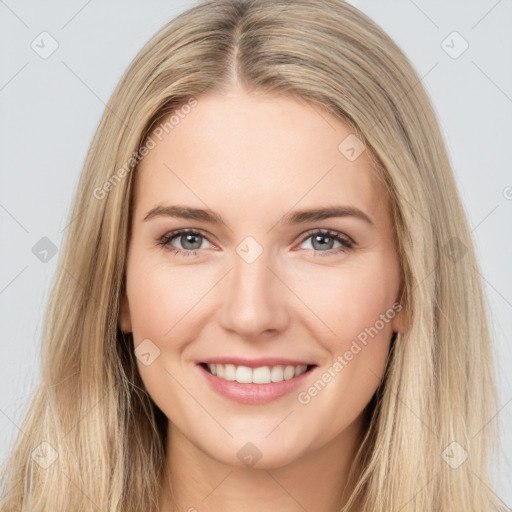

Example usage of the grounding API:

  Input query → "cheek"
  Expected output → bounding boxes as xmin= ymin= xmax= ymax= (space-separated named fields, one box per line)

xmin=292 ymin=254 xmax=400 ymax=349
xmin=125 ymin=257 xmax=214 ymax=419
xmin=292 ymin=269 xmax=399 ymax=442
xmin=126 ymin=255 xmax=216 ymax=343
xmin=295 ymin=255 xmax=399 ymax=421
xmin=124 ymin=254 xmax=207 ymax=378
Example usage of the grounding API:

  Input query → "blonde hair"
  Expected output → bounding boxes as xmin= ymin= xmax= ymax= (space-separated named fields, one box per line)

xmin=1 ymin=0 xmax=506 ymax=510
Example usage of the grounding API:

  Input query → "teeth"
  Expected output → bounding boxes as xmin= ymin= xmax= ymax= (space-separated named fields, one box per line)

xmin=206 ymin=363 xmax=308 ymax=384
xmin=236 ymin=366 xmax=252 ymax=383
xmin=253 ymin=366 xmax=271 ymax=384
xmin=224 ymin=364 xmax=236 ymax=381
xmin=283 ymin=366 xmax=295 ymax=380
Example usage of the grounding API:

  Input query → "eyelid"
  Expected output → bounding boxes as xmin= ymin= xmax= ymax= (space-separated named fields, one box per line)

xmin=299 ymin=228 xmax=354 ymax=245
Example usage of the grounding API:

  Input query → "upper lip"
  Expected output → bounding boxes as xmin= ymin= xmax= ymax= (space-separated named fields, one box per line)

xmin=198 ymin=357 xmax=316 ymax=368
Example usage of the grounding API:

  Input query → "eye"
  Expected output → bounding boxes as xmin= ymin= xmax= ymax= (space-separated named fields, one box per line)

xmin=157 ymin=228 xmax=354 ymax=258
xmin=157 ymin=229 xmax=213 ymax=257
xmin=298 ymin=229 xmax=354 ymax=256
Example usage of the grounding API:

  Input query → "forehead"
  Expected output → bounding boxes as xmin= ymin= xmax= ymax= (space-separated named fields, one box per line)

xmin=134 ymin=88 xmax=388 ymax=224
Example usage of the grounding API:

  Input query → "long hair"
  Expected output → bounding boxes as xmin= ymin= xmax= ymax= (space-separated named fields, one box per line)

xmin=1 ymin=1 xmax=506 ymax=510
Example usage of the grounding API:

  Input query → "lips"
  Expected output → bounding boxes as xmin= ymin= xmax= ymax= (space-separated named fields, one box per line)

xmin=196 ymin=357 xmax=318 ymax=404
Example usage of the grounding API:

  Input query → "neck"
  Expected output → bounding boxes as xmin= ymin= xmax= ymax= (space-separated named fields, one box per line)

xmin=159 ymin=413 xmax=365 ymax=512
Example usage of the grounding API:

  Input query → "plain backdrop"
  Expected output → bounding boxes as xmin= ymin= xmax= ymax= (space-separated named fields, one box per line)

xmin=1 ymin=0 xmax=511 ymax=505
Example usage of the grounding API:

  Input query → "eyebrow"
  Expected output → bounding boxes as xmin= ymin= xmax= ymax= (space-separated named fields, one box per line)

xmin=143 ymin=204 xmax=374 ymax=227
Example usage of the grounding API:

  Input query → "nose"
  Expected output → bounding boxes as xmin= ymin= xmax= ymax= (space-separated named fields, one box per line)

xmin=217 ymin=247 xmax=290 ymax=339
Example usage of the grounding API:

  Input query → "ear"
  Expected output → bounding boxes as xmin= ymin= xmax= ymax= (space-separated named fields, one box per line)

xmin=391 ymin=277 xmax=408 ymax=334
xmin=118 ymin=290 xmax=132 ymax=333
xmin=391 ymin=306 xmax=407 ymax=334
xmin=391 ymin=287 xmax=407 ymax=334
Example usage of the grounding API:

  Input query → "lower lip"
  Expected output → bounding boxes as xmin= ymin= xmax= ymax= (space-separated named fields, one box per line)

xmin=197 ymin=364 xmax=316 ymax=405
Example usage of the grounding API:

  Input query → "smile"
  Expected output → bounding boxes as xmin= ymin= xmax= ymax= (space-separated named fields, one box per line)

xmin=197 ymin=360 xmax=317 ymax=404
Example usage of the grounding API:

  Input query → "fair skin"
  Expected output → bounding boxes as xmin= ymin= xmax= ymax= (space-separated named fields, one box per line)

xmin=119 ymin=84 xmax=405 ymax=512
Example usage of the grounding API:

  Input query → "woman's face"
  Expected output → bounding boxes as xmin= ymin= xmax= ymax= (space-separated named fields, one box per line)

xmin=119 ymin=86 xmax=404 ymax=468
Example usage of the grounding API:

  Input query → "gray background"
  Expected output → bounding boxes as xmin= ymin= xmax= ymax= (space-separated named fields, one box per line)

xmin=1 ymin=0 xmax=511 ymax=504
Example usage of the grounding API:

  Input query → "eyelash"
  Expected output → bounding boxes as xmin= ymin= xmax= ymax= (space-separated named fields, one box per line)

xmin=157 ymin=228 xmax=354 ymax=258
